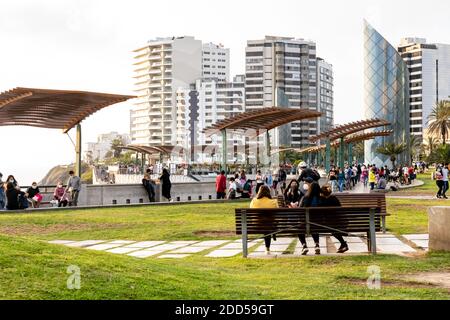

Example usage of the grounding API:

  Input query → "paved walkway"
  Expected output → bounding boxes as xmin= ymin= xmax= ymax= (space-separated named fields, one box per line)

xmin=48 ymin=233 xmax=429 ymax=259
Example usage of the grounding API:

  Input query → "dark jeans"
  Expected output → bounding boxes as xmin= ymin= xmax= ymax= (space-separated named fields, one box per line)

xmin=216 ymin=192 xmax=226 ymax=199
xmin=370 ymin=182 xmax=375 ymax=190
xmin=333 ymin=233 xmax=346 ymax=246
xmin=69 ymin=190 xmax=79 ymax=206
xmin=443 ymin=181 xmax=449 ymax=197
xmin=264 ymin=235 xmax=271 ymax=249
xmin=298 ymin=233 xmax=320 ymax=247
xmin=437 ymin=181 xmax=444 ymax=197
xmin=58 ymin=200 xmax=68 ymax=207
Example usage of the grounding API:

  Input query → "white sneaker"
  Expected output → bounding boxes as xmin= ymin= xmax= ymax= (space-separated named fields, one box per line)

xmin=301 ymin=247 xmax=309 ymax=255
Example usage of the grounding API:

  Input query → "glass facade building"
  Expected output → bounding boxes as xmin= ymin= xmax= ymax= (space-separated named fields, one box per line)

xmin=363 ymin=21 xmax=411 ymax=167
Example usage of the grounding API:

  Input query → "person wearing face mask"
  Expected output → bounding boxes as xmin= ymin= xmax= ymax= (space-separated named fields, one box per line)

xmin=53 ymin=181 xmax=69 ymax=207
xmin=26 ymin=182 xmax=42 ymax=208
xmin=6 ymin=175 xmax=19 ymax=189
xmin=0 ymin=173 xmax=6 ymax=210
xmin=5 ymin=182 xmax=25 ymax=210
xmin=284 ymin=180 xmax=304 ymax=208
xmin=66 ymin=170 xmax=81 ymax=206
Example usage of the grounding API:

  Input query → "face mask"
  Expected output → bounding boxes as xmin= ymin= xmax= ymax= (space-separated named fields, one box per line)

xmin=303 ymin=184 xmax=309 ymax=191
xmin=32 ymin=185 xmax=37 ymax=189
xmin=9 ymin=179 xmax=14 ymax=183
xmin=58 ymin=184 xmax=63 ymax=188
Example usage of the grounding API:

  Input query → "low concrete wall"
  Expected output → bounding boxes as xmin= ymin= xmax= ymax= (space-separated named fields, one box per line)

xmin=76 ymin=182 xmax=217 ymax=206
xmin=428 ymin=206 xmax=450 ymax=251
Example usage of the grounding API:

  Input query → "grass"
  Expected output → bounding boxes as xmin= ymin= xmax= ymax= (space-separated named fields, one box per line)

xmin=0 ymin=175 xmax=449 ymax=300
xmin=397 ymin=172 xmax=437 ymax=195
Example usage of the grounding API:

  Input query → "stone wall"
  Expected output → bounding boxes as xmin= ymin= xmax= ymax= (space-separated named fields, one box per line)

xmin=428 ymin=206 xmax=450 ymax=251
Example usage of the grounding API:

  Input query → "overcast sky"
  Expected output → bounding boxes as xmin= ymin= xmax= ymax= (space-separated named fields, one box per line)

xmin=1 ymin=0 xmax=449 ymax=185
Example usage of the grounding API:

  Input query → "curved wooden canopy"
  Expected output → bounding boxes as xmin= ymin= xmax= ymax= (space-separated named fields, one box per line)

xmin=0 ymin=87 xmax=135 ymax=133
xmin=203 ymin=107 xmax=322 ymax=134
xmin=344 ymin=130 xmax=393 ymax=144
xmin=116 ymin=145 xmax=184 ymax=155
xmin=309 ymin=118 xmax=390 ymax=142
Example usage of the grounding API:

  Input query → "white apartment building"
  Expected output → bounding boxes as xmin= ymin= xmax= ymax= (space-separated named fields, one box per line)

xmin=131 ymin=37 xmax=231 ymax=148
xmin=398 ymin=38 xmax=450 ymax=138
xmin=245 ymin=36 xmax=333 ymax=148
xmin=317 ymin=58 xmax=334 ymax=135
xmin=176 ymin=75 xmax=246 ymax=163
xmin=202 ymin=42 xmax=230 ymax=82
xmin=131 ymin=36 xmax=202 ymax=146
xmin=85 ymin=132 xmax=131 ymax=162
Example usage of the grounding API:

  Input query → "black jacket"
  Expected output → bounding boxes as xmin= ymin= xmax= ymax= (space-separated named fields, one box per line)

xmin=6 ymin=189 xmax=24 ymax=210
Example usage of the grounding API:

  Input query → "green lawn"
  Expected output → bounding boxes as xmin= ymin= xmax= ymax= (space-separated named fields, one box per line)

xmin=0 ymin=196 xmax=450 ymax=299
xmin=397 ymin=172 xmax=437 ymax=195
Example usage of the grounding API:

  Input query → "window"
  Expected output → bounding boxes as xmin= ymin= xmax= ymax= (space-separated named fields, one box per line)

xmin=246 ymin=51 xmax=263 ymax=57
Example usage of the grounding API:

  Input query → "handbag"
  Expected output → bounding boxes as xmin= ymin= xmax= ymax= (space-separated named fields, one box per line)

xmin=32 ymin=193 xmax=43 ymax=202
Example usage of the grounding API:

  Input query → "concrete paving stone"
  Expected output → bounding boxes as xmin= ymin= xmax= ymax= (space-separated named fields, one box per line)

xmin=206 ymin=249 xmax=242 ymax=257
xmin=270 ymin=237 xmax=296 ymax=244
xmin=375 ymin=237 xmax=404 ymax=245
xmin=169 ymin=246 xmax=212 ymax=254
xmin=169 ymin=241 xmax=199 ymax=245
xmin=106 ymin=247 xmax=143 ymax=254
xmin=194 ymin=240 xmax=230 ymax=247
xmin=65 ymin=240 xmax=106 ymax=247
xmin=295 ymin=237 xmax=327 ymax=248
xmin=331 ymin=237 xmax=365 ymax=244
xmin=107 ymin=240 xmax=136 ymax=245
xmin=158 ymin=254 xmax=191 ymax=259
xmin=123 ymin=241 xmax=166 ymax=248
xmin=127 ymin=250 xmax=166 ymax=258
xmin=377 ymin=244 xmax=416 ymax=253
xmin=141 ymin=242 xmax=191 ymax=252
xmin=403 ymin=234 xmax=429 ymax=240
xmin=48 ymin=240 xmax=76 ymax=245
xmin=346 ymin=243 xmax=370 ymax=253
xmin=219 ymin=242 xmax=260 ymax=249
xmin=253 ymin=244 xmax=291 ymax=253
xmin=86 ymin=243 xmax=126 ymax=251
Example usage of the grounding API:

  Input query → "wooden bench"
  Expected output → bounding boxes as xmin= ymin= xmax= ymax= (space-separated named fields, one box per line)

xmin=277 ymin=193 xmax=389 ymax=233
xmin=235 ymin=206 xmax=384 ymax=257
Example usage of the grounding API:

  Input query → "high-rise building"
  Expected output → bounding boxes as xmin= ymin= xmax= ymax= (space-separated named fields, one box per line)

xmin=202 ymin=42 xmax=230 ymax=82
xmin=176 ymin=75 xmax=246 ymax=162
xmin=317 ymin=58 xmax=334 ymax=135
xmin=244 ymin=36 xmax=333 ymax=148
xmin=398 ymin=38 xmax=450 ymax=139
xmin=84 ymin=132 xmax=131 ymax=162
xmin=131 ymin=36 xmax=203 ymax=146
xmin=363 ymin=21 xmax=410 ymax=167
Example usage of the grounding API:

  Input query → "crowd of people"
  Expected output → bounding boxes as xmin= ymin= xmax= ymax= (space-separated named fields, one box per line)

xmin=0 ymin=171 xmax=81 ymax=211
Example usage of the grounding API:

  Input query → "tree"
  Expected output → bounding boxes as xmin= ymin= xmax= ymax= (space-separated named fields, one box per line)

xmin=353 ymin=141 xmax=365 ymax=163
xmin=111 ymin=138 xmax=125 ymax=158
xmin=409 ymin=135 xmax=422 ymax=161
xmin=376 ymin=142 xmax=407 ymax=169
xmin=424 ymin=136 xmax=439 ymax=155
xmin=427 ymin=100 xmax=450 ymax=145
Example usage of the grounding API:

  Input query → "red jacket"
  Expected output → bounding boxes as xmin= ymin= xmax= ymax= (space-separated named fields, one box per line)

xmin=216 ymin=174 xmax=227 ymax=193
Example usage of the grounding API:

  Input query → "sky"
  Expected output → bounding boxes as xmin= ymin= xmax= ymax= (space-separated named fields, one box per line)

xmin=1 ymin=0 xmax=449 ymax=185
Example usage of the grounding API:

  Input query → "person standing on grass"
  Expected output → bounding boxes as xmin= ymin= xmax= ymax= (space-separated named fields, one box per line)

xmin=159 ymin=168 xmax=172 ymax=202
xmin=442 ymin=164 xmax=449 ymax=199
xmin=435 ymin=170 xmax=444 ymax=199
xmin=66 ymin=170 xmax=81 ymax=207
xmin=249 ymin=185 xmax=279 ymax=255
xmin=215 ymin=170 xmax=227 ymax=199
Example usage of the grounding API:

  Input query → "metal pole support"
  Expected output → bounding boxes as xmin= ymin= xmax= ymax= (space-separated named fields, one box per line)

xmin=339 ymin=137 xmax=345 ymax=170
xmin=221 ymin=129 xmax=227 ymax=173
xmin=75 ymin=123 xmax=82 ymax=177
xmin=325 ymin=138 xmax=331 ymax=172
xmin=241 ymin=210 xmax=248 ymax=258
xmin=369 ymin=208 xmax=377 ymax=254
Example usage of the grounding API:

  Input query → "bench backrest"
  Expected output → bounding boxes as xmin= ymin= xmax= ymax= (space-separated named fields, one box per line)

xmin=235 ymin=206 xmax=382 ymax=235
xmin=334 ymin=193 xmax=387 ymax=215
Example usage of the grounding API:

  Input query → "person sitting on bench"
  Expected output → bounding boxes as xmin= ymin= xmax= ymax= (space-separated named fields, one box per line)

xmin=319 ymin=185 xmax=349 ymax=253
xmin=250 ymin=185 xmax=279 ymax=255
xmin=284 ymin=180 xmax=304 ymax=208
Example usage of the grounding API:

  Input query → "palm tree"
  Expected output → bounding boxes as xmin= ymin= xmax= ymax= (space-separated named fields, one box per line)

xmin=409 ymin=135 xmax=422 ymax=161
xmin=353 ymin=141 xmax=365 ymax=163
xmin=425 ymin=136 xmax=439 ymax=155
xmin=376 ymin=142 xmax=407 ymax=169
xmin=427 ymin=100 xmax=450 ymax=145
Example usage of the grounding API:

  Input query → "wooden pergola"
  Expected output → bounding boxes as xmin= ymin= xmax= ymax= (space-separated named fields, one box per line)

xmin=0 ymin=87 xmax=135 ymax=175
xmin=202 ymin=107 xmax=322 ymax=171
xmin=307 ymin=118 xmax=391 ymax=171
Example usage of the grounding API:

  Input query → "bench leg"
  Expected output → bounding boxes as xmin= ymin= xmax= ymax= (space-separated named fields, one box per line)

xmin=382 ymin=216 xmax=386 ymax=234
xmin=241 ymin=211 xmax=248 ymax=258
xmin=369 ymin=209 xmax=377 ymax=255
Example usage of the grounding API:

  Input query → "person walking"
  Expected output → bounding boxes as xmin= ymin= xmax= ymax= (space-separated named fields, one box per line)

xmin=66 ymin=170 xmax=81 ymax=206
xmin=159 ymin=168 xmax=172 ymax=202
xmin=255 ymin=170 xmax=264 ymax=195
xmin=337 ymin=168 xmax=345 ymax=192
xmin=215 ymin=170 xmax=227 ymax=199
xmin=298 ymin=178 xmax=321 ymax=255
xmin=250 ymin=185 xmax=279 ymax=255
xmin=361 ymin=165 xmax=368 ymax=188
xmin=142 ymin=174 xmax=156 ymax=202
xmin=328 ymin=167 xmax=338 ymax=193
